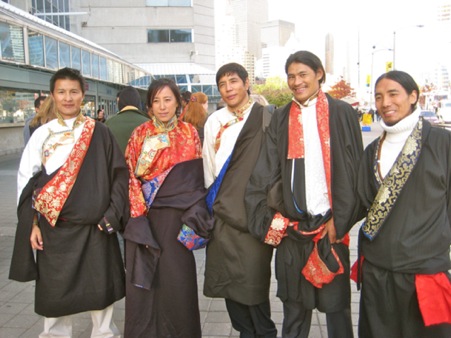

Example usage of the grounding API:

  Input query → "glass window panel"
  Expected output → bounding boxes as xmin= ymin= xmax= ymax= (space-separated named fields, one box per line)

xmin=170 ymin=29 xmax=192 ymax=42
xmin=0 ymin=22 xmax=25 ymax=62
xmin=175 ymin=74 xmax=187 ymax=84
xmin=92 ymin=54 xmax=99 ymax=78
xmin=45 ymin=37 xmax=58 ymax=69
xmin=203 ymin=85 xmax=213 ymax=96
xmin=147 ymin=30 xmax=170 ymax=43
xmin=191 ymin=85 xmax=202 ymax=93
xmin=178 ymin=85 xmax=188 ymax=92
xmin=59 ymin=41 xmax=70 ymax=68
xmin=169 ymin=0 xmax=191 ymax=6
xmin=82 ymin=49 xmax=91 ymax=76
xmin=28 ymin=30 xmax=44 ymax=67
xmin=71 ymin=46 xmax=81 ymax=70
xmin=99 ymin=56 xmax=107 ymax=80
xmin=107 ymin=59 xmax=114 ymax=82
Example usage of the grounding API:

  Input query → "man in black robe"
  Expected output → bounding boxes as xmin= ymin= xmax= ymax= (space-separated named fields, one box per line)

xmin=357 ymin=70 xmax=451 ymax=337
xmin=246 ymin=51 xmax=363 ymax=338
xmin=203 ymin=63 xmax=277 ymax=337
xmin=10 ymin=67 xmax=128 ymax=337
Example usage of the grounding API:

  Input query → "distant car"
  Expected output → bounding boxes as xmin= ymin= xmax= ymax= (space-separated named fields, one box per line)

xmin=420 ymin=110 xmax=439 ymax=124
xmin=438 ymin=100 xmax=451 ymax=123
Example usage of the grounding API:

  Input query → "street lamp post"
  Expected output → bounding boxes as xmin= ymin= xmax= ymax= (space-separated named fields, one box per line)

xmin=370 ymin=46 xmax=393 ymax=108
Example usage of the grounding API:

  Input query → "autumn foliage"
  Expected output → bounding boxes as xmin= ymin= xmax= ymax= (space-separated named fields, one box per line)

xmin=327 ymin=79 xmax=354 ymax=99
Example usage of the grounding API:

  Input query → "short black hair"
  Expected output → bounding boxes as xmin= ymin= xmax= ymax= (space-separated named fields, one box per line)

xmin=181 ymin=91 xmax=192 ymax=104
xmin=119 ymin=86 xmax=142 ymax=111
xmin=34 ymin=95 xmax=46 ymax=109
xmin=216 ymin=62 xmax=250 ymax=95
xmin=50 ymin=67 xmax=86 ymax=94
xmin=285 ymin=51 xmax=326 ymax=85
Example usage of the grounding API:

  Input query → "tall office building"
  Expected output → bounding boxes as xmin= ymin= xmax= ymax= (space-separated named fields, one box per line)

xmin=216 ymin=0 xmax=268 ymax=83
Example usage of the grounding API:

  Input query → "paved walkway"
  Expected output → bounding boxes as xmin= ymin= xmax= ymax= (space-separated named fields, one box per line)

xmin=0 ymin=123 xmax=381 ymax=337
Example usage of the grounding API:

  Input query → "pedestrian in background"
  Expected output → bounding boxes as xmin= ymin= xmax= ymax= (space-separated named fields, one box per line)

xmin=178 ymin=90 xmax=192 ymax=120
xmin=10 ymin=67 xmax=128 ymax=338
xmin=356 ymin=70 xmax=451 ymax=337
xmin=203 ymin=62 xmax=277 ymax=338
xmin=106 ymin=86 xmax=150 ymax=154
xmin=96 ymin=108 xmax=106 ymax=122
xmin=246 ymin=50 xmax=363 ymax=338
xmin=23 ymin=95 xmax=46 ymax=145
xmin=123 ymin=78 xmax=212 ymax=337
xmin=28 ymin=96 xmax=57 ymax=134
xmin=182 ymin=91 xmax=208 ymax=144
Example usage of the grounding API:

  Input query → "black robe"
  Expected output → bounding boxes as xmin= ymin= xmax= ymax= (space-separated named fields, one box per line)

xmin=123 ymin=158 xmax=213 ymax=338
xmin=10 ymin=121 xmax=129 ymax=317
xmin=357 ymin=121 xmax=451 ymax=337
xmin=203 ymin=103 xmax=274 ymax=306
xmin=245 ymin=95 xmax=364 ymax=312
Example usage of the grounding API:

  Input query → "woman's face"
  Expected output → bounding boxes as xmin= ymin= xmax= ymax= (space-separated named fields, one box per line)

xmin=150 ymin=86 xmax=178 ymax=123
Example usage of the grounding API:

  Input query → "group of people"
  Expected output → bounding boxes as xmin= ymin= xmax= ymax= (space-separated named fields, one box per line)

xmin=9 ymin=49 xmax=450 ymax=338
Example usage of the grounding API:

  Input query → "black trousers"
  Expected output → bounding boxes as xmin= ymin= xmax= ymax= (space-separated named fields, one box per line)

xmin=225 ymin=298 xmax=277 ymax=338
xmin=282 ymin=299 xmax=353 ymax=338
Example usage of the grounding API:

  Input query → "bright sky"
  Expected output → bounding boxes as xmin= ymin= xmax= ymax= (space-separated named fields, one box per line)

xmin=267 ymin=0 xmax=450 ymax=91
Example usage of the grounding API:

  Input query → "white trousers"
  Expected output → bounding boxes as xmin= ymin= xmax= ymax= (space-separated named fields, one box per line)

xmin=39 ymin=304 xmax=120 ymax=338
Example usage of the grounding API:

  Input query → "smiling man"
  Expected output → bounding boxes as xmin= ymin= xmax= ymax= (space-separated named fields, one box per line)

xmin=245 ymin=51 xmax=364 ymax=338
xmin=202 ymin=62 xmax=277 ymax=337
xmin=357 ymin=70 xmax=451 ymax=337
xmin=10 ymin=67 xmax=129 ymax=337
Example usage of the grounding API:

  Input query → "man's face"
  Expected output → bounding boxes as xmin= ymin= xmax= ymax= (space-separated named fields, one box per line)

xmin=375 ymin=78 xmax=417 ymax=126
xmin=287 ymin=62 xmax=323 ymax=104
xmin=217 ymin=72 xmax=250 ymax=111
xmin=51 ymin=79 xmax=84 ymax=120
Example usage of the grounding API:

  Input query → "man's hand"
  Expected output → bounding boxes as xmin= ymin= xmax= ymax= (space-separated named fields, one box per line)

xmin=30 ymin=224 xmax=43 ymax=250
xmin=321 ymin=218 xmax=342 ymax=244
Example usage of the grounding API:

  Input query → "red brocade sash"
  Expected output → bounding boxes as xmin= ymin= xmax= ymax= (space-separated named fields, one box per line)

xmin=287 ymin=90 xmax=332 ymax=205
xmin=33 ymin=118 xmax=95 ymax=226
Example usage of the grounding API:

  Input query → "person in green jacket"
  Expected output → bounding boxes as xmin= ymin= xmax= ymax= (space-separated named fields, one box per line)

xmin=106 ymin=86 xmax=150 ymax=154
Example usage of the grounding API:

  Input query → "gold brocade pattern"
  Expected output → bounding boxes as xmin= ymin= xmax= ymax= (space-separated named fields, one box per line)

xmin=42 ymin=113 xmax=86 ymax=165
xmin=33 ymin=117 xmax=95 ymax=226
xmin=214 ymin=99 xmax=253 ymax=153
xmin=126 ymin=120 xmax=202 ymax=218
xmin=362 ymin=119 xmax=423 ymax=240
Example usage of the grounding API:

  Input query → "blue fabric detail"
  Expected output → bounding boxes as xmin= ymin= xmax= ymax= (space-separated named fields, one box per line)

xmin=177 ymin=224 xmax=209 ymax=251
xmin=206 ymin=153 xmax=233 ymax=215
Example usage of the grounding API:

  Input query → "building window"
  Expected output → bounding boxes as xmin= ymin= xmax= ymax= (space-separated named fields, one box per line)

xmin=59 ymin=41 xmax=70 ymax=68
xmin=0 ymin=22 xmax=25 ymax=63
xmin=44 ymin=36 xmax=58 ymax=69
xmin=147 ymin=29 xmax=192 ymax=43
xmin=28 ymin=30 xmax=44 ymax=67
xmin=145 ymin=0 xmax=191 ymax=6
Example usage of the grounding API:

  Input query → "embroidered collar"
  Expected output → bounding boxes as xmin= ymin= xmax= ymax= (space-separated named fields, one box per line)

xmin=227 ymin=98 xmax=253 ymax=118
xmin=56 ymin=111 xmax=85 ymax=129
xmin=152 ymin=115 xmax=178 ymax=132
xmin=363 ymin=118 xmax=423 ymax=240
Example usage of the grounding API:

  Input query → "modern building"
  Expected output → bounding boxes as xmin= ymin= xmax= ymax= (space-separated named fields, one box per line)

xmin=7 ymin=0 xmax=220 ymax=104
xmin=216 ymin=0 xmax=268 ymax=83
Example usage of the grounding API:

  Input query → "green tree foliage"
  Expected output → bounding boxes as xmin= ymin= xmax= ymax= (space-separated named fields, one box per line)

xmin=253 ymin=77 xmax=292 ymax=107
xmin=327 ymin=79 xmax=354 ymax=99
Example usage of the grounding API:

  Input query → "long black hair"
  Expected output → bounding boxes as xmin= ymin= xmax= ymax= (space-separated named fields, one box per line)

xmin=375 ymin=70 xmax=419 ymax=111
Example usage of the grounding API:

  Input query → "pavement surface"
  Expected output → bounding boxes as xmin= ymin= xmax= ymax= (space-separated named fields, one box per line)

xmin=0 ymin=122 xmax=382 ymax=337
